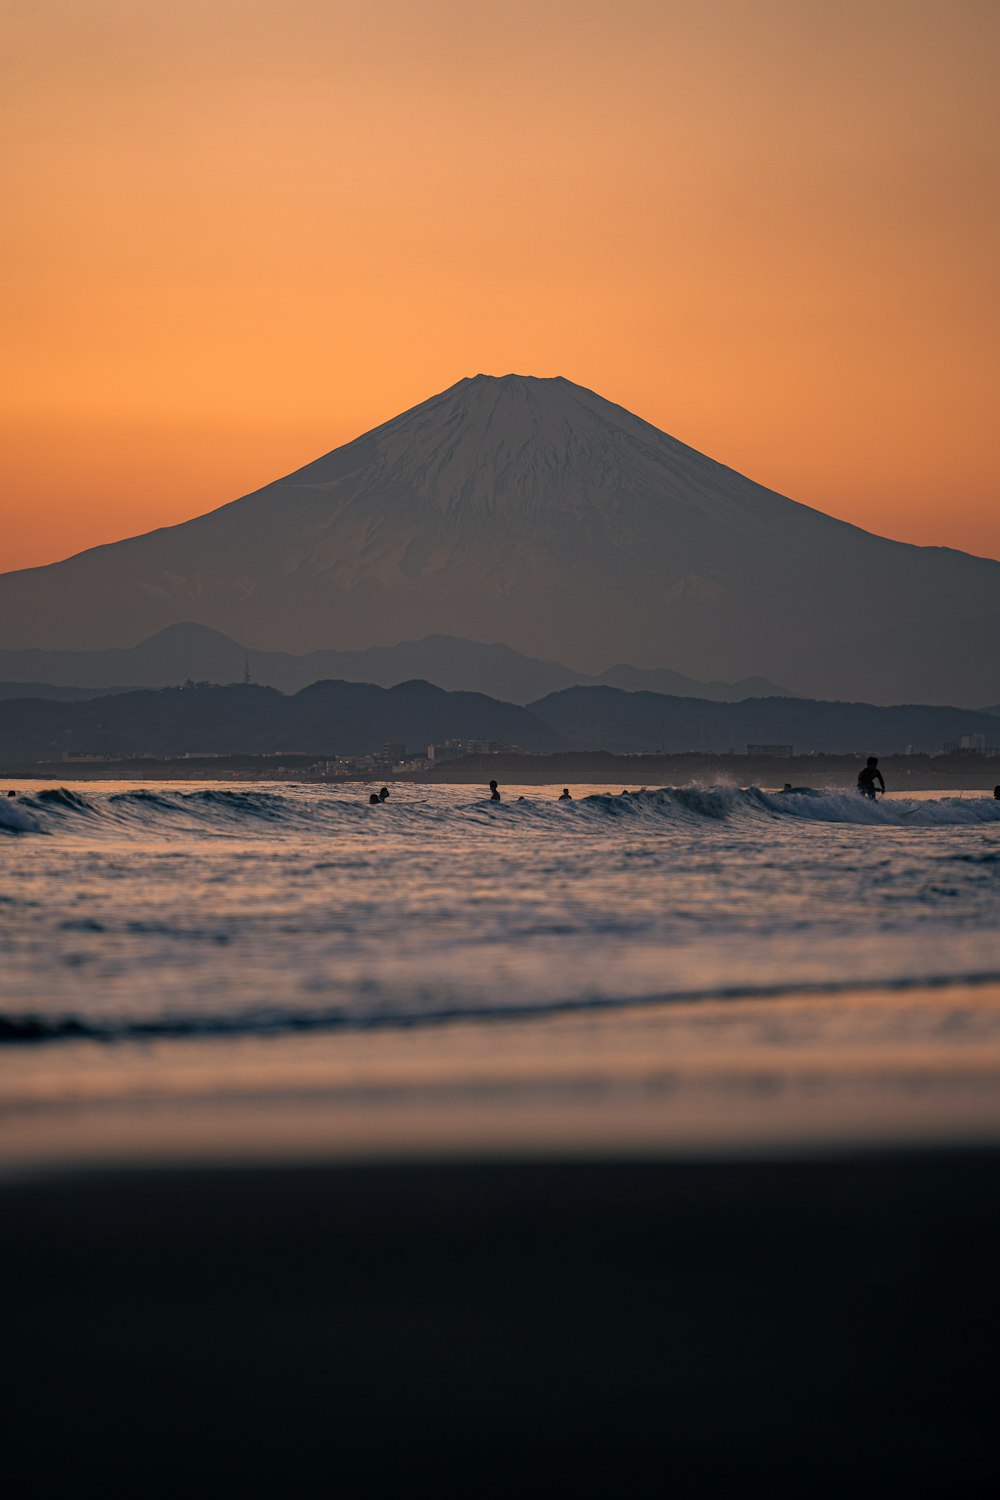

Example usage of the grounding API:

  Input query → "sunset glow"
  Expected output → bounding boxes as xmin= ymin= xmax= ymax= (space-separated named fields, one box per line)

xmin=2 ymin=0 xmax=998 ymax=571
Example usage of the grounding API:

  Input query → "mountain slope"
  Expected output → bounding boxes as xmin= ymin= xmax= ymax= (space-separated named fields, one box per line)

xmin=1 ymin=374 xmax=997 ymax=704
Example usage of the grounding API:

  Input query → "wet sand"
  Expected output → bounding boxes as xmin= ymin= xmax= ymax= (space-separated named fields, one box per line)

xmin=6 ymin=981 xmax=1000 ymax=1171
xmin=5 ymin=1150 xmax=1000 ymax=1497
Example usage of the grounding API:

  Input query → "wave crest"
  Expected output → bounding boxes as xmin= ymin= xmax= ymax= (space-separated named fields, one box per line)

xmin=2 ymin=782 xmax=998 ymax=837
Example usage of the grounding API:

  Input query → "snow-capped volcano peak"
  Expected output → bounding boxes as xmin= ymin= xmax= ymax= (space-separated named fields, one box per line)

xmin=296 ymin=373 xmax=657 ymax=516
xmin=279 ymin=371 xmax=793 ymax=535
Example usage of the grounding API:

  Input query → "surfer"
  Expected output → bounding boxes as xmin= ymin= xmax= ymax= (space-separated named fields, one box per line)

xmin=857 ymin=756 xmax=885 ymax=799
xmin=378 ymin=787 xmax=390 ymax=802
xmin=368 ymin=793 xmax=381 ymax=805
xmin=559 ymin=788 xmax=572 ymax=801
xmin=489 ymin=780 xmax=501 ymax=802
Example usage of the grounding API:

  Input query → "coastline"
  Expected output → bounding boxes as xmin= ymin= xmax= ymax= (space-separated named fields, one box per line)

xmin=6 ymin=980 xmax=1000 ymax=1175
xmin=4 ymin=750 xmax=999 ymax=790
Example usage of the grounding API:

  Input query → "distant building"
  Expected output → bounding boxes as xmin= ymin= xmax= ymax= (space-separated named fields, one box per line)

xmin=383 ymin=741 xmax=406 ymax=765
xmin=746 ymin=743 xmax=793 ymax=757
xmin=62 ymin=752 xmax=136 ymax=763
xmin=466 ymin=738 xmax=517 ymax=755
xmin=427 ymin=740 xmax=467 ymax=763
xmin=427 ymin=738 xmax=520 ymax=760
xmin=943 ymin=732 xmax=997 ymax=755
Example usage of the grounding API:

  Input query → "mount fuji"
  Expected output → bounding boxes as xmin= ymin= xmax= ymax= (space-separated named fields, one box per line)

xmin=2 ymin=374 xmax=997 ymax=705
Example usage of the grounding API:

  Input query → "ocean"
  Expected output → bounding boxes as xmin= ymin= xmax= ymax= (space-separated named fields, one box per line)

xmin=3 ymin=778 xmax=1000 ymax=1166
xmin=6 ymin=777 xmax=1000 ymax=1495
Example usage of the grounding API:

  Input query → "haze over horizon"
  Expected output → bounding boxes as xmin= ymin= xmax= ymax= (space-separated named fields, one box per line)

xmin=2 ymin=0 xmax=999 ymax=571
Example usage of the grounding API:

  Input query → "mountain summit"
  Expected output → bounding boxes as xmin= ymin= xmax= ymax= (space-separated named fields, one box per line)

xmin=1 ymin=374 xmax=997 ymax=704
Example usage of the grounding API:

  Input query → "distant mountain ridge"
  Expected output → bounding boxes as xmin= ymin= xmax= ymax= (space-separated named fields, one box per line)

xmin=1 ymin=678 xmax=996 ymax=765
xmin=527 ymin=686 xmax=1000 ymax=756
xmin=1 ymin=374 xmax=997 ymax=705
xmin=0 ymin=680 xmax=562 ymax=763
xmin=0 ymin=623 xmax=792 ymax=705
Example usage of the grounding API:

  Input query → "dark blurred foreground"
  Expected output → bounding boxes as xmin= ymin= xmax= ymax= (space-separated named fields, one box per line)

xmin=5 ymin=1153 xmax=1000 ymax=1497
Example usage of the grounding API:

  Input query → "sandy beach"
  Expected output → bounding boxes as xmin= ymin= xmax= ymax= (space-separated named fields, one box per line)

xmin=6 ymin=980 xmax=1000 ymax=1170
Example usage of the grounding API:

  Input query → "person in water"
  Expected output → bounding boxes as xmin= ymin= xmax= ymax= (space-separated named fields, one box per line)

xmin=378 ymin=787 xmax=390 ymax=802
xmin=994 ymin=785 xmax=1000 ymax=800
xmin=857 ymin=756 xmax=885 ymax=799
xmin=369 ymin=793 xmax=381 ymax=805
xmin=559 ymin=788 xmax=572 ymax=800
xmin=489 ymin=780 xmax=501 ymax=802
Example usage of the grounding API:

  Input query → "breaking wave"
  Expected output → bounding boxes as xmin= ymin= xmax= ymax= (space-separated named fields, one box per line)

xmin=2 ymin=783 xmax=999 ymax=838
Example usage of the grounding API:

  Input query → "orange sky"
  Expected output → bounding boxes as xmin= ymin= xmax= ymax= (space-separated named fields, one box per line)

xmin=2 ymin=0 xmax=998 ymax=573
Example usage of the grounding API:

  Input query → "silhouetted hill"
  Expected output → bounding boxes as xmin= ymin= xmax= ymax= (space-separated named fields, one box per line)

xmin=0 ymin=680 xmax=561 ymax=763
xmin=0 ymin=623 xmax=791 ymax=705
xmin=2 ymin=679 xmax=997 ymax=765
xmin=594 ymin=664 xmax=791 ymax=699
xmin=528 ymin=686 xmax=1000 ymax=755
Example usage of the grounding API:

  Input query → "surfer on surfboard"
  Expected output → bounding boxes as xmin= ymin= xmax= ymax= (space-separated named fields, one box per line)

xmin=857 ymin=756 xmax=886 ymax=799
